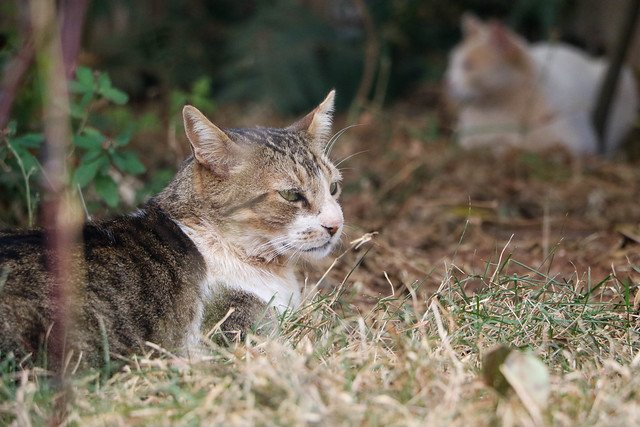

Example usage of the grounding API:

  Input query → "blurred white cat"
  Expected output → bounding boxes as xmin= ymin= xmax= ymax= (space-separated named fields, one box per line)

xmin=445 ymin=14 xmax=638 ymax=155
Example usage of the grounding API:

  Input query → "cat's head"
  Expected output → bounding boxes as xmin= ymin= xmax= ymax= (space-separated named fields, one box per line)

xmin=445 ymin=14 xmax=532 ymax=104
xmin=180 ymin=91 xmax=343 ymax=263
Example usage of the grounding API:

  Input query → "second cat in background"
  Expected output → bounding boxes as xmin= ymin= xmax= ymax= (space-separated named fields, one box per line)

xmin=445 ymin=14 xmax=638 ymax=156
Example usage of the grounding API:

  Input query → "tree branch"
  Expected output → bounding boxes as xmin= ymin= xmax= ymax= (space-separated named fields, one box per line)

xmin=592 ymin=0 xmax=640 ymax=154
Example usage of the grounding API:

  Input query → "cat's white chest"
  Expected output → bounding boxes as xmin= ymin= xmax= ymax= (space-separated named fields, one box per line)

xmin=178 ymin=223 xmax=301 ymax=310
xmin=178 ymin=223 xmax=301 ymax=351
xmin=201 ymin=249 xmax=301 ymax=311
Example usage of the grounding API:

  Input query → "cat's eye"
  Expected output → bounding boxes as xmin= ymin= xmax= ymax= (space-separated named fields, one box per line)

xmin=278 ymin=189 xmax=305 ymax=202
xmin=329 ymin=181 xmax=340 ymax=196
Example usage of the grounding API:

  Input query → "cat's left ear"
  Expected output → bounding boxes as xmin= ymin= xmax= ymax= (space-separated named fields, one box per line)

xmin=489 ymin=22 xmax=524 ymax=59
xmin=288 ymin=90 xmax=335 ymax=150
xmin=183 ymin=105 xmax=246 ymax=177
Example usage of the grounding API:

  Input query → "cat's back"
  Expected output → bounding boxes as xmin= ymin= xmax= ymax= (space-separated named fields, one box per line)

xmin=0 ymin=204 xmax=207 ymax=364
xmin=0 ymin=229 xmax=51 ymax=311
xmin=0 ymin=229 xmax=53 ymax=360
xmin=530 ymin=43 xmax=603 ymax=114
xmin=530 ymin=42 xmax=638 ymax=153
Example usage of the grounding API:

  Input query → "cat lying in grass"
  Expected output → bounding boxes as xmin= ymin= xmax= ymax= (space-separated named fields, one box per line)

xmin=445 ymin=14 xmax=638 ymax=155
xmin=0 ymin=91 xmax=343 ymax=369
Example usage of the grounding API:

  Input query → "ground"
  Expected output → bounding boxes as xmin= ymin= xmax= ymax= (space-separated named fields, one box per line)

xmin=315 ymin=100 xmax=640 ymax=309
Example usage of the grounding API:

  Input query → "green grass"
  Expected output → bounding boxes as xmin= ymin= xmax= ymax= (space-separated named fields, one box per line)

xmin=0 ymin=249 xmax=638 ymax=426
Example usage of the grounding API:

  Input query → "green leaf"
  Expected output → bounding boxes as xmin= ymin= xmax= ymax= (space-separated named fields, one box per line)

xmin=70 ymin=66 xmax=95 ymax=94
xmin=12 ymin=147 xmax=39 ymax=173
xmin=112 ymin=150 xmax=145 ymax=174
xmin=97 ymin=73 xmax=112 ymax=92
xmin=192 ymin=77 xmax=211 ymax=98
xmin=81 ymin=149 xmax=103 ymax=164
xmin=69 ymin=81 xmax=91 ymax=94
xmin=83 ymin=126 xmax=104 ymax=138
xmin=69 ymin=102 xmax=85 ymax=119
xmin=76 ymin=66 xmax=94 ymax=87
xmin=101 ymin=87 xmax=129 ymax=105
xmin=6 ymin=121 xmax=17 ymax=136
xmin=73 ymin=156 xmax=105 ymax=187
xmin=12 ymin=133 xmax=44 ymax=149
xmin=95 ymin=72 xmax=128 ymax=105
xmin=94 ymin=173 xmax=119 ymax=207
xmin=73 ymin=129 xmax=105 ymax=150
xmin=114 ymin=126 xmax=134 ymax=147
xmin=76 ymin=91 xmax=94 ymax=110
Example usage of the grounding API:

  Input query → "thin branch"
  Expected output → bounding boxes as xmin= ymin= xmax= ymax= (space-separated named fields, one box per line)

xmin=347 ymin=0 xmax=380 ymax=122
xmin=0 ymin=8 xmax=34 ymax=130
xmin=29 ymin=0 xmax=84 ymax=421
xmin=58 ymin=0 xmax=89 ymax=79
xmin=592 ymin=0 xmax=640 ymax=154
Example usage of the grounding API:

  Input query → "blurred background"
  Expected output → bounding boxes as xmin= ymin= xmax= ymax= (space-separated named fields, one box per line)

xmin=1 ymin=0 xmax=639 ymax=298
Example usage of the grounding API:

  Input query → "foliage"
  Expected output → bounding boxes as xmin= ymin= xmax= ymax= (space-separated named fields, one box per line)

xmin=0 ymin=67 xmax=145 ymax=226
xmin=69 ymin=66 xmax=144 ymax=208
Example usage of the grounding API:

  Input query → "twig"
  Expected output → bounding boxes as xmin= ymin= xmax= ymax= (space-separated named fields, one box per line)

xmin=347 ymin=0 xmax=380 ymax=122
xmin=0 ymin=38 xmax=34 ymax=130
xmin=30 ymin=0 xmax=83 ymax=423
xmin=592 ymin=0 xmax=640 ymax=153
xmin=58 ymin=0 xmax=89 ymax=79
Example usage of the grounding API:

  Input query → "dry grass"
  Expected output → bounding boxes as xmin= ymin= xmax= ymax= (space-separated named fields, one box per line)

xmin=1 ymin=237 xmax=638 ymax=425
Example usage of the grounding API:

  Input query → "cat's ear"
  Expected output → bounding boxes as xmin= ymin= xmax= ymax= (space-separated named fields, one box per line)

xmin=287 ymin=89 xmax=335 ymax=149
xmin=183 ymin=105 xmax=244 ymax=176
xmin=489 ymin=22 xmax=525 ymax=61
xmin=461 ymin=13 xmax=484 ymax=37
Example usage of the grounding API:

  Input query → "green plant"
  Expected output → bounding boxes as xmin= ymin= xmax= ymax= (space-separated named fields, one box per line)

xmin=69 ymin=66 xmax=145 ymax=208
xmin=0 ymin=66 xmax=146 ymax=226
xmin=0 ymin=126 xmax=44 ymax=226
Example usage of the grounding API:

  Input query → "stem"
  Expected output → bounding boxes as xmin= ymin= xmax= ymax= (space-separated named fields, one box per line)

xmin=347 ymin=0 xmax=380 ymax=122
xmin=592 ymin=0 xmax=640 ymax=153
xmin=58 ymin=0 xmax=89 ymax=79
xmin=5 ymin=140 xmax=34 ymax=227
xmin=29 ymin=0 xmax=84 ymax=422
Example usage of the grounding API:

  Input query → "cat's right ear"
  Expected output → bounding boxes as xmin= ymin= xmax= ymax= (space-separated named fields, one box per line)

xmin=461 ymin=13 xmax=483 ymax=37
xmin=287 ymin=89 xmax=335 ymax=150
xmin=183 ymin=105 xmax=243 ymax=176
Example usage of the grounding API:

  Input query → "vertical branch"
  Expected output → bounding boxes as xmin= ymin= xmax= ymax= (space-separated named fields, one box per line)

xmin=347 ymin=0 xmax=380 ymax=122
xmin=592 ymin=0 xmax=640 ymax=154
xmin=58 ymin=0 xmax=89 ymax=79
xmin=29 ymin=0 xmax=83 ymax=418
xmin=0 ymin=3 xmax=34 ymax=130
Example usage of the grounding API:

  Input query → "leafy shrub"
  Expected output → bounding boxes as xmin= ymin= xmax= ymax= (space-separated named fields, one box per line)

xmin=0 ymin=67 xmax=145 ymax=226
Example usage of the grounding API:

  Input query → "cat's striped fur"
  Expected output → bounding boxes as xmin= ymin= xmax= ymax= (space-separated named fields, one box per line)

xmin=0 ymin=91 xmax=343 ymax=368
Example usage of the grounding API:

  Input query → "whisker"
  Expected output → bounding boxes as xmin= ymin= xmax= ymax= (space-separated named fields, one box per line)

xmin=249 ymin=236 xmax=290 ymax=258
xmin=335 ymin=150 xmax=370 ymax=167
xmin=325 ymin=124 xmax=363 ymax=155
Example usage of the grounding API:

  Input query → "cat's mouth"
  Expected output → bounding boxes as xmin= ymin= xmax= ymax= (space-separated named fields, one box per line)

xmin=302 ymin=241 xmax=333 ymax=253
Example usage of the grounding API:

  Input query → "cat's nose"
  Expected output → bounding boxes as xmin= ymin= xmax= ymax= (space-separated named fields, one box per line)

xmin=322 ymin=224 xmax=340 ymax=236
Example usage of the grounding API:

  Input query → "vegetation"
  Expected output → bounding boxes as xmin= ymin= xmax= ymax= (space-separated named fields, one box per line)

xmin=0 ymin=241 xmax=637 ymax=425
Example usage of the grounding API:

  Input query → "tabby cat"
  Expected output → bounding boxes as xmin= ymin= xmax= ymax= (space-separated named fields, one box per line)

xmin=0 ymin=90 xmax=343 ymax=368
